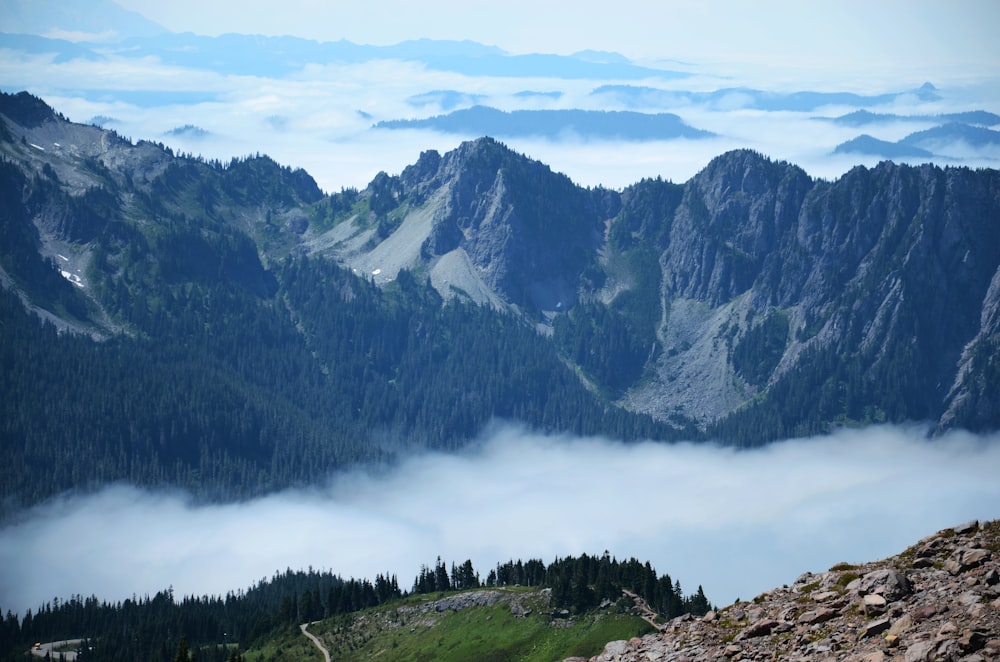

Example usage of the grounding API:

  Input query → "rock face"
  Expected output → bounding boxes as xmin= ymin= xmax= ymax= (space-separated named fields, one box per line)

xmin=337 ymin=142 xmax=1000 ymax=435
xmin=365 ymin=137 xmax=605 ymax=312
xmin=3 ymin=91 xmax=999 ymax=438
xmin=583 ymin=520 xmax=1000 ymax=662
xmin=620 ymin=152 xmax=1000 ymax=434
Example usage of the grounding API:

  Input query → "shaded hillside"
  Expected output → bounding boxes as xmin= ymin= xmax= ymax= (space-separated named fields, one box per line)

xmin=1 ymin=91 xmax=999 ymax=510
xmin=0 ymin=92 xmax=679 ymax=513
xmin=313 ymin=139 xmax=1000 ymax=438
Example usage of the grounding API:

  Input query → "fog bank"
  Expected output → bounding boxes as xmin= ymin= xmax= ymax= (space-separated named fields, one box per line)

xmin=1 ymin=424 xmax=999 ymax=615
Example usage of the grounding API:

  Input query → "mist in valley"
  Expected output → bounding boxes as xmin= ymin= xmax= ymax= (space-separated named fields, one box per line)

xmin=2 ymin=423 xmax=998 ymax=617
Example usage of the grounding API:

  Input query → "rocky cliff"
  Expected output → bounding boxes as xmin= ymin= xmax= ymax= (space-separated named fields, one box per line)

xmin=319 ymin=140 xmax=1000 ymax=437
xmin=580 ymin=520 xmax=1000 ymax=662
xmin=2 ymin=90 xmax=999 ymax=445
xmin=621 ymin=152 xmax=1000 ymax=436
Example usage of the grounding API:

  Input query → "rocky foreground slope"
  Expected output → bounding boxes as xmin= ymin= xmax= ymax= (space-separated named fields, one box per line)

xmin=580 ymin=520 xmax=999 ymax=662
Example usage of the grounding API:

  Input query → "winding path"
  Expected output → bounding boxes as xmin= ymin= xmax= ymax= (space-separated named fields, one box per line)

xmin=622 ymin=589 xmax=667 ymax=631
xmin=300 ymin=622 xmax=331 ymax=662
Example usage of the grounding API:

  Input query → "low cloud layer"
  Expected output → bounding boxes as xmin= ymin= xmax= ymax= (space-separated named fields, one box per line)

xmin=2 ymin=424 xmax=999 ymax=615
xmin=4 ymin=41 xmax=1000 ymax=194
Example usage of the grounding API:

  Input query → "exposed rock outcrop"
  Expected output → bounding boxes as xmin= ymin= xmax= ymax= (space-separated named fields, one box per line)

xmin=405 ymin=137 xmax=605 ymax=311
xmin=583 ymin=520 xmax=1000 ymax=662
xmin=3 ymin=92 xmax=999 ymax=438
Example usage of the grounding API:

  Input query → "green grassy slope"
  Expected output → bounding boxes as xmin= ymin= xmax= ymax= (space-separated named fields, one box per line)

xmin=245 ymin=588 xmax=654 ymax=662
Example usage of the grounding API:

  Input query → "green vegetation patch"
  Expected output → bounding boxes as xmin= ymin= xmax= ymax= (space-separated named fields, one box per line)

xmin=731 ymin=309 xmax=789 ymax=386
xmin=243 ymin=626 xmax=323 ymax=662
xmin=306 ymin=590 xmax=652 ymax=662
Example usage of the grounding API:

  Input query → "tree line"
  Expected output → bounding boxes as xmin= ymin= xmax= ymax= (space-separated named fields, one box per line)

xmin=1 ymin=554 xmax=712 ymax=661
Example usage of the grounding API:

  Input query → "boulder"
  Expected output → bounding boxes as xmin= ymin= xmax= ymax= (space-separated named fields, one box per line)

xmin=858 ymin=569 xmax=912 ymax=601
xmin=798 ymin=608 xmax=839 ymax=625
xmin=859 ymin=617 xmax=892 ymax=639
xmin=945 ymin=548 xmax=991 ymax=575
xmin=739 ymin=618 xmax=779 ymax=639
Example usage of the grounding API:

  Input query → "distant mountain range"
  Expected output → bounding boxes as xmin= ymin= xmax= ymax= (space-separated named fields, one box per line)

xmin=0 ymin=29 xmax=689 ymax=82
xmin=835 ymin=122 xmax=1000 ymax=159
xmin=374 ymin=106 xmax=715 ymax=140
xmin=6 ymin=0 xmax=1000 ymax=191
xmin=590 ymin=82 xmax=942 ymax=112
xmin=821 ymin=109 xmax=1000 ymax=127
xmin=2 ymin=91 xmax=999 ymax=512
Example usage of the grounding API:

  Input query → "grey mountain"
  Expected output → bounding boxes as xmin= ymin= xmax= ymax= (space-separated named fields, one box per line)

xmin=330 ymin=144 xmax=1000 ymax=436
xmin=590 ymin=82 xmax=942 ymax=112
xmin=374 ymin=106 xmax=714 ymax=141
xmin=0 ymin=0 xmax=166 ymax=39
xmin=3 ymin=92 xmax=999 ymax=453
xmin=822 ymin=109 xmax=1000 ymax=127
xmin=834 ymin=123 xmax=1000 ymax=160
xmin=833 ymin=134 xmax=934 ymax=159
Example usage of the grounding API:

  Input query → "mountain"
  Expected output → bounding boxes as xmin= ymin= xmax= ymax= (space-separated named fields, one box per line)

xmin=833 ymin=134 xmax=935 ymax=159
xmin=0 ymin=91 xmax=677 ymax=513
xmin=2 ymin=91 xmax=999 ymax=510
xmin=343 ymin=137 xmax=1000 ymax=437
xmin=0 ymin=0 xmax=166 ymax=40
xmin=835 ymin=123 xmax=1000 ymax=160
xmin=590 ymin=82 xmax=941 ymax=112
xmin=374 ymin=106 xmax=714 ymax=141
xmin=0 ymin=29 xmax=686 ymax=82
xmin=588 ymin=519 xmax=1000 ymax=661
xmin=823 ymin=109 xmax=1000 ymax=128
xmin=900 ymin=122 xmax=1000 ymax=152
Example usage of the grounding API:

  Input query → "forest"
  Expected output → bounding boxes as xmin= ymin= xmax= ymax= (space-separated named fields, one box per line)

xmin=0 ymin=251 xmax=680 ymax=514
xmin=0 ymin=554 xmax=711 ymax=661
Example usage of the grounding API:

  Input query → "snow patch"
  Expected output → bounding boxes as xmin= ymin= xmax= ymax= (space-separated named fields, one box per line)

xmin=60 ymin=270 xmax=84 ymax=288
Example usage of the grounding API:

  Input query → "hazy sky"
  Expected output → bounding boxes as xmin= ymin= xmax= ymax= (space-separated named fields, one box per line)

xmin=108 ymin=0 xmax=1000 ymax=83
xmin=2 ymin=424 xmax=999 ymax=616
xmin=3 ymin=0 xmax=999 ymax=190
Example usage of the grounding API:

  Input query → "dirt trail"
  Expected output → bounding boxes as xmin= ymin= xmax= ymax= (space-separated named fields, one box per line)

xmin=300 ymin=622 xmax=330 ymax=662
xmin=622 ymin=589 xmax=666 ymax=631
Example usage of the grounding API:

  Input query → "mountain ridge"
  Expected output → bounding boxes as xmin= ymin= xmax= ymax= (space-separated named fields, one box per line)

xmin=1 ymin=91 xmax=998 ymax=511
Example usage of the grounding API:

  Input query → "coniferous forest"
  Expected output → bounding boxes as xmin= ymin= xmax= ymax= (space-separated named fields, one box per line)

xmin=0 ymin=554 xmax=711 ymax=661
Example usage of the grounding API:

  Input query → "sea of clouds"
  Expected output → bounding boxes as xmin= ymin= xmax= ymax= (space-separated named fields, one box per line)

xmin=2 ymin=423 xmax=999 ymax=616
xmin=3 ymin=34 xmax=998 ymax=195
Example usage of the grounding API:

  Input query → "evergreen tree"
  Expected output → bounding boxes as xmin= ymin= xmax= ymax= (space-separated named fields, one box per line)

xmin=173 ymin=636 xmax=191 ymax=662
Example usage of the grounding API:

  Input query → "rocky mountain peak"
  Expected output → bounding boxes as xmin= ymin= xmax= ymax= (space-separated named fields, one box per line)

xmin=659 ymin=150 xmax=812 ymax=306
xmin=392 ymin=137 xmax=604 ymax=310
xmin=582 ymin=520 xmax=1000 ymax=662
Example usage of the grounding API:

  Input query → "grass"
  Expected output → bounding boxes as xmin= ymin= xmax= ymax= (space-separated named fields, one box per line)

xmin=244 ymin=588 xmax=653 ymax=662
xmin=836 ymin=572 xmax=860 ymax=587
xmin=243 ymin=625 xmax=323 ymax=662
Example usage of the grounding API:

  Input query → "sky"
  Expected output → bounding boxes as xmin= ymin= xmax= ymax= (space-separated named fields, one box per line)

xmin=2 ymin=0 xmax=999 ymax=190
xmin=106 ymin=0 xmax=1000 ymax=83
xmin=2 ymin=423 xmax=999 ymax=616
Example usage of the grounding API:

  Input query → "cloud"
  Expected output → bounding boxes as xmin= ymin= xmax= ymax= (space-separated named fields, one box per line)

xmin=1 ymin=423 xmax=998 ymax=616
xmin=5 ymin=27 xmax=999 ymax=193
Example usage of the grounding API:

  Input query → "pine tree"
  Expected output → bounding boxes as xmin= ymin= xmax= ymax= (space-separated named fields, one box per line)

xmin=173 ymin=636 xmax=191 ymax=662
